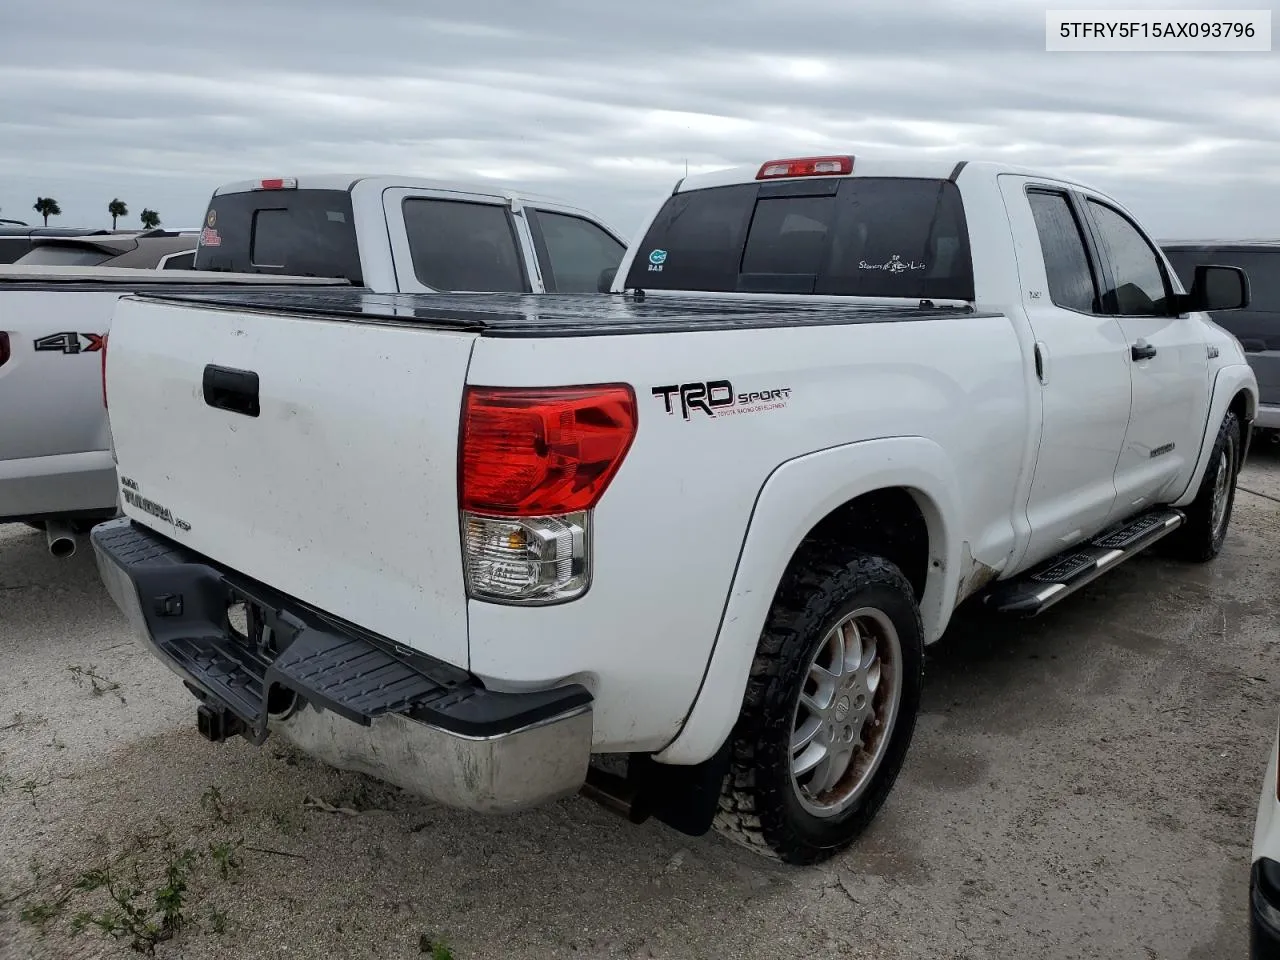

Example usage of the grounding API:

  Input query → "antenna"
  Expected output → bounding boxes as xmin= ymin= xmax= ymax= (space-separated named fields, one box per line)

xmin=684 ymin=158 xmax=688 ymax=177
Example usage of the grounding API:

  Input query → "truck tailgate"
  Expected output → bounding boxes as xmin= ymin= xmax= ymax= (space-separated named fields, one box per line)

xmin=104 ymin=295 xmax=479 ymax=667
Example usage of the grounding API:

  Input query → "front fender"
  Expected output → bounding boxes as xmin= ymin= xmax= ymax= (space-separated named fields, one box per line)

xmin=1173 ymin=362 xmax=1257 ymax=507
xmin=655 ymin=436 xmax=961 ymax=765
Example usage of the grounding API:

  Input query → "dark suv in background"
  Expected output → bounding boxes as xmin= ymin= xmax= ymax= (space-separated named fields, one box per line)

xmin=9 ymin=228 xmax=197 ymax=269
xmin=1162 ymin=240 xmax=1280 ymax=441
xmin=0 ymin=226 xmax=122 ymax=264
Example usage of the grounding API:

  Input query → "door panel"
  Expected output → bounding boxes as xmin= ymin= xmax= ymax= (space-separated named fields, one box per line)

xmin=1080 ymin=197 xmax=1210 ymax=511
xmin=999 ymin=176 xmax=1133 ymax=571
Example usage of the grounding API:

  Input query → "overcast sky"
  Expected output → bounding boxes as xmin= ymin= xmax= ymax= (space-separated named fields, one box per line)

xmin=1 ymin=0 xmax=1277 ymax=241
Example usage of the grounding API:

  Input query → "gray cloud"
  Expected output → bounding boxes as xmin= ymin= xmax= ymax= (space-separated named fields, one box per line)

xmin=1 ymin=0 xmax=1277 ymax=239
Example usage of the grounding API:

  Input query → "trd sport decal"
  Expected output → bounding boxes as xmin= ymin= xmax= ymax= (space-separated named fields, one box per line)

xmin=33 ymin=332 xmax=105 ymax=354
xmin=652 ymin=380 xmax=792 ymax=420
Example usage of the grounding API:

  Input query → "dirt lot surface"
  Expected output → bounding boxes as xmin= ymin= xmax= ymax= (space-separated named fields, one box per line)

xmin=2 ymin=446 xmax=1279 ymax=960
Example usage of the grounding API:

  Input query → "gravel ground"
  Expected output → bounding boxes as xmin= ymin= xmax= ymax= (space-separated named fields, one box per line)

xmin=2 ymin=445 xmax=1278 ymax=960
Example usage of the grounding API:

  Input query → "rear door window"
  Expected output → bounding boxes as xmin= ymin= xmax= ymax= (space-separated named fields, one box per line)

xmin=193 ymin=189 xmax=362 ymax=283
xmin=1026 ymin=190 xmax=1099 ymax=313
xmin=401 ymin=198 xmax=528 ymax=292
xmin=529 ymin=210 xmax=625 ymax=292
xmin=626 ymin=177 xmax=974 ymax=301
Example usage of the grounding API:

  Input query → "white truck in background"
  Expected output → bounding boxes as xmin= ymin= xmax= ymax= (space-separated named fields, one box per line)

xmin=0 ymin=176 xmax=627 ymax=554
xmin=93 ymin=155 xmax=1256 ymax=865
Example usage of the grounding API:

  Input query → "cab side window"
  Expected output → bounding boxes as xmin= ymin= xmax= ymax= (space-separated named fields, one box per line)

xmin=1085 ymin=200 xmax=1172 ymax=316
xmin=531 ymin=211 xmax=625 ymax=293
xmin=1027 ymin=189 xmax=1098 ymax=313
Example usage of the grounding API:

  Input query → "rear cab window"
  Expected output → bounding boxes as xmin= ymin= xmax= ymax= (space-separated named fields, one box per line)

xmin=625 ymin=177 xmax=974 ymax=300
xmin=193 ymin=188 xmax=363 ymax=283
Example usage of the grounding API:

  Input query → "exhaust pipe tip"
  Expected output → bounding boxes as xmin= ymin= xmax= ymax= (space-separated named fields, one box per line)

xmin=44 ymin=520 xmax=77 ymax=559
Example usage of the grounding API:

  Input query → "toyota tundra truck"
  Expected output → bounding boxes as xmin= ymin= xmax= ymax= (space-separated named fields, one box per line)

xmin=1 ymin=175 xmax=626 ymax=553
xmin=92 ymin=155 xmax=1257 ymax=865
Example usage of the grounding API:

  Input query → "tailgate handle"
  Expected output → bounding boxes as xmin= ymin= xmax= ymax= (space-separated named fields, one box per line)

xmin=203 ymin=364 xmax=260 ymax=417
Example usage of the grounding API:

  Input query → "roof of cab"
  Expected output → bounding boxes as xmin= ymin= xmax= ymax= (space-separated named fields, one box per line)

xmin=674 ymin=157 xmax=1104 ymax=193
xmin=210 ymin=174 xmax=610 ymax=220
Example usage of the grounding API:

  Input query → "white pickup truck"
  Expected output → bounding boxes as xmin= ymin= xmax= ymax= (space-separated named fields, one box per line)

xmin=92 ymin=155 xmax=1257 ymax=865
xmin=1 ymin=176 xmax=627 ymax=553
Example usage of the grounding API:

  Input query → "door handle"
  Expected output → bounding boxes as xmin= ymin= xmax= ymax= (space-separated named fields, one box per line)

xmin=1130 ymin=340 xmax=1157 ymax=361
xmin=203 ymin=364 xmax=260 ymax=417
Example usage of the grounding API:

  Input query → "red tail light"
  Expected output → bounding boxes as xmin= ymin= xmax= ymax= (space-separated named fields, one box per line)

xmin=253 ymin=178 xmax=297 ymax=190
xmin=0 ymin=332 xmax=10 ymax=368
xmin=100 ymin=333 xmax=109 ymax=407
xmin=461 ymin=385 xmax=638 ymax=517
xmin=756 ymin=155 xmax=854 ymax=180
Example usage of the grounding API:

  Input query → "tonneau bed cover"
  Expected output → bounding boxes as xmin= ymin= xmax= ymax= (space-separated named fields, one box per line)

xmin=132 ymin=288 xmax=992 ymax=338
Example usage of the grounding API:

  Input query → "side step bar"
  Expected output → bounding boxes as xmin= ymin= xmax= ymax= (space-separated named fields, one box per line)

xmin=982 ymin=508 xmax=1184 ymax=617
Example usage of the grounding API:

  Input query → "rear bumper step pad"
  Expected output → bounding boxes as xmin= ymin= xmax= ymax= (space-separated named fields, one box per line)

xmin=90 ymin=517 xmax=596 ymax=813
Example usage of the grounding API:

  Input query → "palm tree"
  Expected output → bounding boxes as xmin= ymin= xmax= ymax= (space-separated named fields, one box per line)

xmin=108 ymin=198 xmax=128 ymax=230
xmin=139 ymin=208 xmax=161 ymax=229
xmin=32 ymin=197 xmax=61 ymax=227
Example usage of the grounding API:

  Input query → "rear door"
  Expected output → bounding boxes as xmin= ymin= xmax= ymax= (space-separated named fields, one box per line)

xmin=381 ymin=188 xmax=535 ymax=294
xmin=998 ymin=176 xmax=1133 ymax=570
xmin=1078 ymin=196 xmax=1210 ymax=512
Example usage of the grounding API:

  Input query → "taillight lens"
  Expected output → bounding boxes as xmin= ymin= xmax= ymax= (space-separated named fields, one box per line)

xmin=461 ymin=385 xmax=637 ymax=516
xmin=0 ymin=332 xmax=10 ymax=368
xmin=100 ymin=333 xmax=109 ymax=407
xmin=460 ymin=384 xmax=637 ymax=604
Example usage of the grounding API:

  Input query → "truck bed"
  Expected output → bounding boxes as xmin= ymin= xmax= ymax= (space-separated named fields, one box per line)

xmin=131 ymin=288 xmax=996 ymax=337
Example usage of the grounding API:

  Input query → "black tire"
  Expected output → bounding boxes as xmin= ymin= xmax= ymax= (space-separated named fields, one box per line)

xmin=714 ymin=546 xmax=924 ymax=865
xmin=1167 ymin=410 xmax=1241 ymax=562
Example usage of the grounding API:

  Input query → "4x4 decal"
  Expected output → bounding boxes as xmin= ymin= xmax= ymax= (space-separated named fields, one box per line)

xmin=33 ymin=332 xmax=105 ymax=354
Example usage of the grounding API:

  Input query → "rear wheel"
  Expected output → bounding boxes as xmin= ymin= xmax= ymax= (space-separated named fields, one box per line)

xmin=1167 ymin=411 xmax=1241 ymax=562
xmin=715 ymin=547 xmax=924 ymax=864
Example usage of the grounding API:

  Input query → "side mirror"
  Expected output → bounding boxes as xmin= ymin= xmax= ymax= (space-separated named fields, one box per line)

xmin=1183 ymin=264 xmax=1250 ymax=312
xmin=597 ymin=267 xmax=617 ymax=293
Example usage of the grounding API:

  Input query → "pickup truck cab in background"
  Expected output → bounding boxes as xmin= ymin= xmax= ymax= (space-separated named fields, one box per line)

xmin=93 ymin=155 xmax=1256 ymax=865
xmin=195 ymin=175 xmax=629 ymax=294
xmin=1161 ymin=240 xmax=1280 ymax=440
xmin=0 ymin=175 xmax=627 ymax=551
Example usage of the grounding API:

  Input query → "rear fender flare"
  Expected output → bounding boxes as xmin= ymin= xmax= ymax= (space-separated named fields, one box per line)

xmin=655 ymin=436 xmax=961 ymax=766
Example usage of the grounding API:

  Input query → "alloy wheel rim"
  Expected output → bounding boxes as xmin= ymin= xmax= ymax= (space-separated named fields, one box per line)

xmin=1210 ymin=449 xmax=1231 ymax=538
xmin=789 ymin=607 xmax=903 ymax=818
